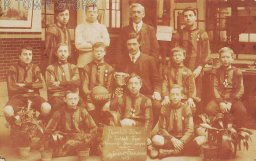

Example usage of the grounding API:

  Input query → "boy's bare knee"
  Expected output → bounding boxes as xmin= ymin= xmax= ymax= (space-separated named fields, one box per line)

xmin=3 ymin=105 xmax=14 ymax=117
xmin=152 ymin=135 xmax=165 ymax=146
xmin=41 ymin=102 xmax=51 ymax=116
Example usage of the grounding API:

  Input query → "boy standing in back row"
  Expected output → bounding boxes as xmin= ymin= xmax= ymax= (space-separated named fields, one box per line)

xmin=75 ymin=4 xmax=110 ymax=74
xmin=172 ymin=7 xmax=210 ymax=104
xmin=42 ymin=3 xmax=73 ymax=73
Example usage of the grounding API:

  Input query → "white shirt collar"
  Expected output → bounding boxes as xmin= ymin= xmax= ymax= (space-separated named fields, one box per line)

xmin=129 ymin=51 xmax=141 ymax=63
xmin=85 ymin=20 xmax=99 ymax=25
xmin=133 ymin=21 xmax=143 ymax=32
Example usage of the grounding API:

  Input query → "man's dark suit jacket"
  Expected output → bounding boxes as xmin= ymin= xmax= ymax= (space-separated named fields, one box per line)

xmin=116 ymin=53 xmax=162 ymax=96
xmin=120 ymin=23 xmax=160 ymax=60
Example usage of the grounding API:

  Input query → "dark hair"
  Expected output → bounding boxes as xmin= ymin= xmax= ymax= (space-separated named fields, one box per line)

xmin=127 ymin=32 xmax=139 ymax=41
xmin=65 ymin=87 xmax=79 ymax=97
xmin=127 ymin=73 xmax=142 ymax=83
xmin=55 ymin=43 xmax=69 ymax=55
xmin=85 ymin=3 xmax=98 ymax=10
xmin=92 ymin=42 xmax=106 ymax=50
xmin=54 ymin=2 xmax=69 ymax=16
xmin=182 ymin=7 xmax=197 ymax=16
xmin=20 ymin=45 xmax=33 ymax=55
xmin=170 ymin=84 xmax=183 ymax=93
xmin=56 ymin=42 xmax=69 ymax=49
xmin=129 ymin=3 xmax=145 ymax=12
xmin=170 ymin=46 xmax=186 ymax=57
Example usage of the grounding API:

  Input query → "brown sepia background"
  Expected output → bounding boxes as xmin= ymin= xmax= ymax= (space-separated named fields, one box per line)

xmin=0 ymin=0 xmax=256 ymax=160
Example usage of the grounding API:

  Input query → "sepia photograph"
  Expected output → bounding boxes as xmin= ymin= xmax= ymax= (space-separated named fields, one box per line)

xmin=0 ymin=0 xmax=256 ymax=161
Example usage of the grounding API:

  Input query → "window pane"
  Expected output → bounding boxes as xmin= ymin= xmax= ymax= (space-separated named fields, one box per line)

xmin=116 ymin=2 xmax=120 ymax=10
xmin=238 ymin=7 xmax=256 ymax=16
xmin=112 ymin=2 xmax=116 ymax=9
xmin=239 ymin=33 xmax=249 ymax=42
xmin=105 ymin=10 xmax=110 ymax=27
xmin=116 ymin=11 xmax=121 ymax=28
xmin=112 ymin=10 xmax=116 ymax=27
xmin=106 ymin=0 xmax=110 ymax=9
xmin=105 ymin=0 xmax=121 ymax=29
xmin=250 ymin=34 xmax=256 ymax=42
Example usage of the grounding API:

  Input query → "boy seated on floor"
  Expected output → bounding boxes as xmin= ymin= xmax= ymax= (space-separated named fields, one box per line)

xmin=45 ymin=88 xmax=97 ymax=157
xmin=205 ymin=47 xmax=247 ymax=127
xmin=3 ymin=45 xmax=51 ymax=126
xmin=45 ymin=43 xmax=80 ymax=111
xmin=162 ymin=47 xmax=197 ymax=113
xmin=148 ymin=84 xmax=196 ymax=159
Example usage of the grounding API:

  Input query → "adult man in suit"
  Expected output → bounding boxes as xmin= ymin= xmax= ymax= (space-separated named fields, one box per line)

xmin=120 ymin=3 xmax=159 ymax=61
xmin=117 ymin=32 xmax=162 ymax=125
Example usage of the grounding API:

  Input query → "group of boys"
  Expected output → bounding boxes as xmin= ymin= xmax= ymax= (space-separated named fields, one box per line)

xmin=2 ymin=2 xmax=247 ymax=160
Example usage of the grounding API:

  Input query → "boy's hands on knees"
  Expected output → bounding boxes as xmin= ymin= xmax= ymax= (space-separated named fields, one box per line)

xmin=52 ymin=133 xmax=64 ymax=141
xmin=226 ymin=102 xmax=232 ymax=111
xmin=161 ymin=96 xmax=170 ymax=106
xmin=16 ymin=83 xmax=26 ymax=87
xmin=171 ymin=137 xmax=184 ymax=151
xmin=152 ymin=92 xmax=161 ymax=101
xmin=28 ymin=89 xmax=34 ymax=92
xmin=219 ymin=103 xmax=227 ymax=113
xmin=194 ymin=136 xmax=207 ymax=146
xmin=52 ymin=81 xmax=60 ymax=87
xmin=120 ymin=118 xmax=136 ymax=126
xmin=219 ymin=102 xmax=231 ymax=113
xmin=186 ymin=98 xmax=196 ymax=110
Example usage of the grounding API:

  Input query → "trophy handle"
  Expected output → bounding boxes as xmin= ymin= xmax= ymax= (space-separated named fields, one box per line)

xmin=114 ymin=72 xmax=129 ymax=78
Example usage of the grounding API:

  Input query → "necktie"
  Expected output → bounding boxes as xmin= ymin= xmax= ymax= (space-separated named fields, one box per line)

xmin=173 ymin=109 xmax=178 ymax=133
xmin=131 ymin=55 xmax=136 ymax=63
xmin=96 ymin=64 xmax=100 ymax=85
xmin=135 ymin=24 xmax=139 ymax=33
xmin=59 ymin=65 xmax=67 ymax=81
xmin=223 ymin=70 xmax=229 ymax=88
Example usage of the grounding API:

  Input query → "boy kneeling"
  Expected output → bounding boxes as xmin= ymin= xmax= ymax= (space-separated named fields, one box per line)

xmin=148 ymin=85 xmax=195 ymax=159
